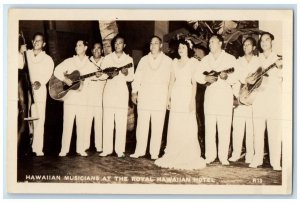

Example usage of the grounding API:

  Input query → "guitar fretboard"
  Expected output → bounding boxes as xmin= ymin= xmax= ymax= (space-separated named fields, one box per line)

xmin=77 ymin=63 xmax=133 ymax=81
xmin=79 ymin=72 xmax=97 ymax=80
xmin=260 ymin=63 xmax=277 ymax=76
xmin=223 ymin=68 xmax=234 ymax=74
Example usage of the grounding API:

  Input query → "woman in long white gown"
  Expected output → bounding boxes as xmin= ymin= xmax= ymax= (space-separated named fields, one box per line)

xmin=154 ymin=40 xmax=206 ymax=170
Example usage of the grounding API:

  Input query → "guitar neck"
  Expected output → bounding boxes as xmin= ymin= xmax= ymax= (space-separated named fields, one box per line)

xmin=260 ymin=62 xmax=277 ymax=76
xmin=114 ymin=63 xmax=132 ymax=71
xmin=77 ymin=63 xmax=132 ymax=80
xmin=78 ymin=71 xmax=98 ymax=80
xmin=218 ymin=67 xmax=234 ymax=75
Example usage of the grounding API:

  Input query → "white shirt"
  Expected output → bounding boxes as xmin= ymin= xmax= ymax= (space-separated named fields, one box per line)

xmin=132 ymin=52 xmax=172 ymax=110
xmin=102 ymin=52 xmax=134 ymax=109
xmin=84 ymin=56 xmax=106 ymax=106
xmin=258 ymin=51 xmax=282 ymax=91
xmin=194 ymin=50 xmax=237 ymax=115
xmin=236 ymin=55 xmax=260 ymax=84
xmin=87 ymin=56 xmax=107 ymax=82
xmin=27 ymin=50 xmax=54 ymax=85
xmin=54 ymin=55 xmax=95 ymax=104
xmin=232 ymin=55 xmax=260 ymax=97
xmin=18 ymin=53 xmax=25 ymax=70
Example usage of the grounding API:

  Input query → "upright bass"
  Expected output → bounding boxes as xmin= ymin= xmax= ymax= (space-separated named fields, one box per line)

xmin=17 ymin=32 xmax=38 ymax=155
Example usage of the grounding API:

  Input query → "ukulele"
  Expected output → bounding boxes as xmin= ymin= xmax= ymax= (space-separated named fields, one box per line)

xmin=203 ymin=67 xmax=235 ymax=86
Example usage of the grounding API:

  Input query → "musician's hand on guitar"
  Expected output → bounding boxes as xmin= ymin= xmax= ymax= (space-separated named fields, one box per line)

xmin=63 ymin=77 xmax=73 ymax=86
xmin=205 ymin=75 xmax=218 ymax=84
xmin=245 ymin=75 xmax=256 ymax=85
xmin=121 ymin=68 xmax=128 ymax=76
xmin=219 ymin=71 xmax=228 ymax=80
xmin=109 ymin=70 xmax=119 ymax=78
xmin=131 ymin=93 xmax=138 ymax=105
xmin=95 ymin=71 xmax=103 ymax=78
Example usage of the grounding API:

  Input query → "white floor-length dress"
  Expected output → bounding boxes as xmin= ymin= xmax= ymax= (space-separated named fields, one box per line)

xmin=154 ymin=58 xmax=206 ymax=170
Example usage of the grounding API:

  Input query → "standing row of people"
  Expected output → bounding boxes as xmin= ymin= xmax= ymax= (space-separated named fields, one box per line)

xmin=54 ymin=36 xmax=134 ymax=158
xmin=18 ymin=31 xmax=282 ymax=171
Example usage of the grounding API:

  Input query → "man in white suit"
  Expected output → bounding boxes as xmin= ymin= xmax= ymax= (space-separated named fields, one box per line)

xmin=100 ymin=35 xmax=134 ymax=158
xmin=229 ymin=37 xmax=259 ymax=163
xmin=130 ymin=36 xmax=172 ymax=160
xmin=194 ymin=34 xmax=237 ymax=165
xmin=26 ymin=32 xmax=54 ymax=156
xmin=83 ymin=42 xmax=106 ymax=153
xmin=54 ymin=40 xmax=95 ymax=157
xmin=249 ymin=32 xmax=283 ymax=171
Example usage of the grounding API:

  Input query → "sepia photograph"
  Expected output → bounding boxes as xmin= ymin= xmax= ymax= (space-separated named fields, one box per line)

xmin=6 ymin=9 xmax=293 ymax=194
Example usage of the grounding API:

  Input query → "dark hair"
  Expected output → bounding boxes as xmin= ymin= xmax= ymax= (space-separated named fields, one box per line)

xmin=32 ymin=32 xmax=45 ymax=41
xmin=177 ymin=39 xmax=195 ymax=58
xmin=92 ymin=41 xmax=103 ymax=49
xmin=258 ymin=32 xmax=274 ymax=53
xmin=260 ymin=32 xmax=275 ymax=41
xmin=77 ymin=39 xmax=88 ymax=46
xmin=150 ymin=35 xmax=162 ymax=43
xmin=111 ymin=34 xmax=126 ymax=52
xmin=193 ymin=44 xmax=208 ymax=55
xmin=209 ymin=34 xmax=224 ymax=45
xmin=243 ymin=37 xmax=257 ymax=47
xmin=89 ymin=41 xmax=103 ymax=56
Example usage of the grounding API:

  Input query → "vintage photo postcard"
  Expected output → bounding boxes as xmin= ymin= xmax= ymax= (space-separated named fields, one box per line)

xmin=6 ymin=8 xmax=293 ymax=194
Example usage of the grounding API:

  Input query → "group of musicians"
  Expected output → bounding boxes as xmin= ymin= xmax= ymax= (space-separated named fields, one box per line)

xmin=18 ymin=30 xmax=283 ymax=171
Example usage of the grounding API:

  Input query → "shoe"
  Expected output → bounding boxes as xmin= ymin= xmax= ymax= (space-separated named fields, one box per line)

xmin=118 ymin=153 xmax=125 ymax=158
xmin=273 ymin=166 xmax=282 ymax=171
xmin=99 ymin=152 xmax=110 ymax=157
xmin=249 ymin=163 xmax=261 ymax=168
xmin=130 ymin=153 xmax=143 ymax=158
xmin=35 ymin=152 xmax=44 ymax=157
xmin=221 ymin=160 xmax=230 ymax=165
xmin=245 ymin=160 xmax=251 ymax=164
xmin=151 ymin=155 xmax=158 ymax=160
xmin=59 ymin=152 xmax=67 ymax=157
xmin=205 ymin=158 xmax=215 ymax=164
xmin=78 ymin=152 xmax=88 ymax=157
xmin=228 ymin=156 xmax=239 ymax=162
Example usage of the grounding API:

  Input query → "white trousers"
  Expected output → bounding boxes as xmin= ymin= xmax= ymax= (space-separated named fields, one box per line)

xmin=31 ymin=101 xmax=46 ymax=154
xmin=252 ymin=89 xmax=282 ymax=168
xmin=205 ymin=113 xmax=232 ymax=163
xmin=252 ymin=117 xmax=282 ymax=168
xmin=83 ymin=106 xmax=103 ymax=152
xmin=133 ymin=109 xmax=166 ymax=157
xmin=60 ymin=103 xmax=86 ymax=154
xmin=231 ymin=105 xmax=254 ymax=162
xmin=31 ymin=86 xmax=47 ymax=154
xmin=102 ymin=107 xmax=128 ymax=155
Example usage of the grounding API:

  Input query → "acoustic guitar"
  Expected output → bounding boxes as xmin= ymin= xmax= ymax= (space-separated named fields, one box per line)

xmin=239 ymin=56 xmax=282 ymax=106
xmin=49 ymin=63 xmax=133 ymax=100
